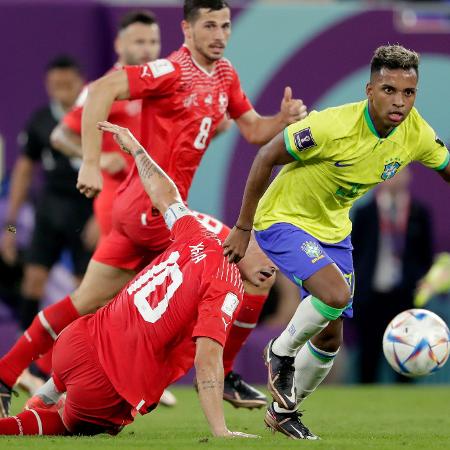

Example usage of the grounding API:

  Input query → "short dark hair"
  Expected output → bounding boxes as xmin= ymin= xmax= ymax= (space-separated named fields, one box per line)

xmin=45 ymin=55 xmax=82 ymax=75
xmin=119 ymin=10 xmax=158 ymax=31
xmin=370 ymin=45 xmax=419 ymax=77
xmin=184 ymin=0 xmax=230 ymax=22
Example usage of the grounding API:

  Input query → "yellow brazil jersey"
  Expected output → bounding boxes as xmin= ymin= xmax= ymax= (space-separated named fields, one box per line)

xmin=254 ymin=100 xmax=449 ymax=243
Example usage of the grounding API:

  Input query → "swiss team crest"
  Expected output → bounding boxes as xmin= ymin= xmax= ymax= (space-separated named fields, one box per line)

xmin=301 ymin=241 xmax=324 ymax=263
xmin=381 ymin=161 xmax=401 ymax=180
xmin=219 ymin=92 xmax=228 ymax=114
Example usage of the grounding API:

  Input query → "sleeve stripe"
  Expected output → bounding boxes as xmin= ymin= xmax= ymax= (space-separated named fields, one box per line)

xmin=434 ymin=152 xmax=450 ymax=171
xmin=283 ymin=128 xmax=301 ymax=161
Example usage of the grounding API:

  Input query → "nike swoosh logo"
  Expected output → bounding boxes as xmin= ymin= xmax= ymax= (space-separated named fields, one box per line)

xmin=334 ymin=161 xmax=352 ymax=167
xmin=285 ymin=383 xmax=296 ymax=404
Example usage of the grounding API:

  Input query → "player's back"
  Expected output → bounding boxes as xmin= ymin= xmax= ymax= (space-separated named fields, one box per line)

xmin=87 ymin=215 xmax=244 ymax=414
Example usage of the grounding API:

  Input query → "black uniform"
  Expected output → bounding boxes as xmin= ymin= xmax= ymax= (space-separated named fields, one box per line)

xmin=20 ymin=102 xmax=93 ymax=275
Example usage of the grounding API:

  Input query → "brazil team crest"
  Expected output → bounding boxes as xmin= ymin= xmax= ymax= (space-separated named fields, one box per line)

xmin=381 ymin=160 xmax=402 ymax=180
xmin=301 ymin=241 xmax=324 ymax=263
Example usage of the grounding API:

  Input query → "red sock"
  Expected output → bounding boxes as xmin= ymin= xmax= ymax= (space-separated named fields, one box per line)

xmin=0 ymin=408 xmax=67 ymax=435
xmin=34 ymin=350 xmax=53 ymax=377
xmin=223 ymin=292 xmax=267 ymax=375
xmin=0 ymin=296 xmax=79 ymax=388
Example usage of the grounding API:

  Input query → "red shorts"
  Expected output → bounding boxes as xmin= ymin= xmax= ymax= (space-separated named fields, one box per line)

xmin=52 ymin=317 xmax=134 ymax=435
xmin=93 ymin=210 xmax=230 ymax=272
xmin=93 ymin=175 xmax=128 ymax=242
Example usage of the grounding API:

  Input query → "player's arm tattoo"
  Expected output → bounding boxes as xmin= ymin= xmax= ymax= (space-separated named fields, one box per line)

xmin=133 ymin=147 xmax=165 ymax=180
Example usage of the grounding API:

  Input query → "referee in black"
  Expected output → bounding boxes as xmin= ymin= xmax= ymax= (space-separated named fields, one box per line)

xmin=0 ymin=56 xmax=93 ymax=336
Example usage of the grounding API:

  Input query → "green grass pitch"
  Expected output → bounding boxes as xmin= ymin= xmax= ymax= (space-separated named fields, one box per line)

xmin=1 ymin=385 xmax=449 ymax=449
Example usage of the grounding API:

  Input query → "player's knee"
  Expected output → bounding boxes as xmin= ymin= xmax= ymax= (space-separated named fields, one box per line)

xmin=320 ymin=283 xmax=351 ymax=310
xmin=71 ymin=288 xmax=109 ymax=315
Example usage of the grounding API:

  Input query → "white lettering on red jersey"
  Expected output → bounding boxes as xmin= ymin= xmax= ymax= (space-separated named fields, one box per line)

xmin=88 ymin=216 xmax=244 ymax=414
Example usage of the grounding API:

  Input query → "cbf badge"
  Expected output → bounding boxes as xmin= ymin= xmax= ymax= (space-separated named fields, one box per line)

xmin=381 ymin=160 xmax=402 ymax=180
xmin=301 ymin=241 xmax=324 ymax=263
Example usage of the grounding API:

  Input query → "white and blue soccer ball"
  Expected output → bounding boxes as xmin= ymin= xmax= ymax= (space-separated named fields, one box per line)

xmin=382 ymin=309 xmax=450 ymax=377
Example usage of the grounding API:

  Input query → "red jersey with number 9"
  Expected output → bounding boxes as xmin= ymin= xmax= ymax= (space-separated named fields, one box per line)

xmin=111 ymin=46 xmax=252 ymax=247
xmin=86 ymin=215 xmax=244 ymax=414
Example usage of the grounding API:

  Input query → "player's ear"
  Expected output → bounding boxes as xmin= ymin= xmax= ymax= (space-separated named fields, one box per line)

xmin=366 ymin=82 xmax=372 ymax=99
xmin=114 ymin=36 xmax=122 ymax=59
xmin=181 ymin=20 xmax=192 ymax=40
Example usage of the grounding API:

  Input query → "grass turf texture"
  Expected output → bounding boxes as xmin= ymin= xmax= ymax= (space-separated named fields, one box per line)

xmin=1 ymin=385 xmax=450 ymax=449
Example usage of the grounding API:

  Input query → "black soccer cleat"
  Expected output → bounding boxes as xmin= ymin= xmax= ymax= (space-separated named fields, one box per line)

xmin=264 ymin=403 xmax=319 ymax=440
xmin=263 ymin=338 xmax=297 ymax=410
xmin=223 ymin=371 xmax=267 ymax=409
xmin=0 ymin=379 xmax=12 ymax=418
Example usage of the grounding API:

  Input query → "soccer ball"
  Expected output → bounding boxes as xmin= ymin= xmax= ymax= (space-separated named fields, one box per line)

xmin=382 ymin=309 xmax=450 ymax=377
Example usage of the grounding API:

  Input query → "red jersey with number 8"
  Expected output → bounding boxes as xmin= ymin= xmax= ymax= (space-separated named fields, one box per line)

xmin=111 ymin=46 xmax=252 ymax=247
xmin=87 ymin=215 xmax=244 ymax=414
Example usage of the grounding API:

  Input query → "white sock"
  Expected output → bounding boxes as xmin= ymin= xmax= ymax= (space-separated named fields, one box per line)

xmin=295 ymin=340 xmax=339 ymax=404
xmin=34 ymin=378 xmax=62 ymax=404
xmin=272 ymin=296 xmax=329 ymax=357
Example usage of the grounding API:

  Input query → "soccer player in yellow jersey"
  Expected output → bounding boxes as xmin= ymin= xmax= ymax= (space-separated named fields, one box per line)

xmin=224 ymin=45 xmax=450 ymax=439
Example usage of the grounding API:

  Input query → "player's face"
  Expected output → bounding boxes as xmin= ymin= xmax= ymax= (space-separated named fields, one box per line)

xmin=116 ymin=22 xmax=161 ymax=65
xmin=45 ymin=68 xmax=84 ymax=110
xmin=183 ymin=8 xmax=231 ymax=65
xmin=366 ymin=67 xmax=417 ymax=136
xmin=237 ymin=234 xmax=276 ymax=288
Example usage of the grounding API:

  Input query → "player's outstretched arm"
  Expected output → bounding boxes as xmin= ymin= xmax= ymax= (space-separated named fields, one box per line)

xmin=97 ymin=121 xmax=181 ymax=214
xmin=195 ymin=337 xmax=258 ymax=438
xmin=78 ymin=70 xmax=130 ymax=198
xmin=235 ymin=87 xmax=307 ymax=146
xmin=223 ymin=132 xmax=295 ymax=263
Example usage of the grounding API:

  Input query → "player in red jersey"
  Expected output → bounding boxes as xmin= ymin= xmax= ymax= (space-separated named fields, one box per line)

xmin=0 ymin=0 xmax=304 ymax=415
xmin=0 ymin=121 xmax=257 ymax=438
xmin=51 ymin=10 xmax=161 ymax=243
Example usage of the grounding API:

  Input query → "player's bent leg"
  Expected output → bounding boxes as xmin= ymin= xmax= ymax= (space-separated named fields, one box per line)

xmin=70 ymin=260 xmax=135 ymax=315
xmin=272 ymin=264 xmax=349 ymax=357
xmin=0 ymin=296 xmax=80 ymax=417
xmin=0 ymin=261 xmax=134 ymax=416
xmin=0 ymin=408 xmax=68 ymax=435
xmin=53 ymin=319 xmax=134 ymax=436
xmin=266 ymin=266 xmax=349 ymax=410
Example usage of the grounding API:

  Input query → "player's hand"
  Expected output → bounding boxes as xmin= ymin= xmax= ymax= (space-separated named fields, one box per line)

xmin=0 ymin=231 xmax=18 ymax=265
xmin=280 ymin=86 xmax=307 ymax=125
xmin=97 ymin=121 xmax=141 ymax=156
xmin=223 ymin=227 xmax=251 ymax=263
xmin=100 ymin=152 xmax=128 ymax=175
xmin=77 ymin=161 xmax=103 ymax=198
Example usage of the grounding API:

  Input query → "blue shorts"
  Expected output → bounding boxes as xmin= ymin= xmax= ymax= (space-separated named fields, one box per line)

xmin=255 ymin=223 xmax=354 ymax=319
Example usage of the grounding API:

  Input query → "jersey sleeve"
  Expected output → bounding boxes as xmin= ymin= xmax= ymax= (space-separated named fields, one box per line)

xmin=414 ymin=122 xmax=449 ymax=171
xmin=283 ymin=110 xmax=330 ymax=161
xmin=125 ymin=59 xmax=180 ymax=100
xmin=227 ymin=70 xmax=253 ymax=119
xmin=192 ymin=275 xmax=243 ymax=347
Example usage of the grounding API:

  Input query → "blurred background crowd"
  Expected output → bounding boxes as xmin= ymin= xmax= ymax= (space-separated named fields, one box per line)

xmin=0 ymin=0 xmax=449 ymax=386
